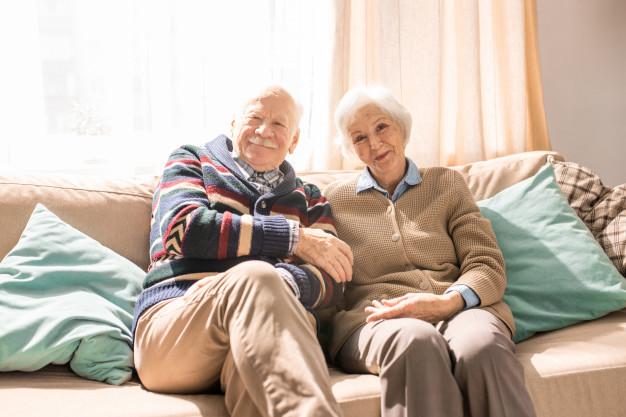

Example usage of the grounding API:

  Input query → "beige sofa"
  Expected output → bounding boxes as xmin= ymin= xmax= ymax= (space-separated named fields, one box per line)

xmin=1 ymin=150 xmax=625 ymax=417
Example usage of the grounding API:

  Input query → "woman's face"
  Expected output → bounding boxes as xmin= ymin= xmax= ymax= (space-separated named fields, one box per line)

xmin=347 ymin=104 xmax=407 ymax=185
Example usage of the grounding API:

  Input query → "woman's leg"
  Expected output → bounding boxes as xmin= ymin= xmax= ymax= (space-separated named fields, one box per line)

xmin=439 ymin=308 xmax=537 ymax=417
xmin=336 ymin=318 xmax=463 ymax=417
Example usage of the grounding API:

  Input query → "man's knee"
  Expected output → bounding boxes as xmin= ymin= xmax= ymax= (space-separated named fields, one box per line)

xmin=232 ymin=260 xmax=279 ymax=279
xmin=223 ymin=260 xmax=294 ymax=307
xmin=231 ymin=260 xmax=284 ymax=289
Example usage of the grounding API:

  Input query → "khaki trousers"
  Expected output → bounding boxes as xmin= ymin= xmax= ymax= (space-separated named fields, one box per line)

xmin=337 ymin=308 xmax=536 ymax=417
xmin=134 ymin=260 xmax=343 ymax=417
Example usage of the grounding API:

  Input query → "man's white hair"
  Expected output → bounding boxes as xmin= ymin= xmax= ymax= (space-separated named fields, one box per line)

xmin=334 ymin=86 xmax=412 ymax=157
xmin=232 ymin=84 xmax=303 ymax=135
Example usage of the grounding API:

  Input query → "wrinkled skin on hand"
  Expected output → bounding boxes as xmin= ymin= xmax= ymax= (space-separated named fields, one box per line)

xmin=365 ymin=292 xmax=465 ymax=323
xmin=294 ymin=227 xmax=354 ymax=283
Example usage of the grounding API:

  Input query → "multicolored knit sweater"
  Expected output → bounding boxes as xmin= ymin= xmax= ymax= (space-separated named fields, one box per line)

xmin=132 ymin=135 xmax=342 ymax=333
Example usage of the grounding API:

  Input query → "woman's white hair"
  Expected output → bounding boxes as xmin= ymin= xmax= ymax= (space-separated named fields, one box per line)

xmin=334 ymin=86 xmax=412 ymax=157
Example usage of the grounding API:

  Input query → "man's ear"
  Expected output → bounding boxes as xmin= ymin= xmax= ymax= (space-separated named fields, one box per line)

xmin=230 ymin=118 xmax=236 ymax=137
xmin=288 ymin=128 xmax=300 ymax=154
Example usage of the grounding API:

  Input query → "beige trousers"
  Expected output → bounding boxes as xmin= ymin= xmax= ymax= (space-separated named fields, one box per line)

xmin=134 ymin=260 xmax=343 ymax=417
xmin=337 ymin=308 xmax=536 ymax=417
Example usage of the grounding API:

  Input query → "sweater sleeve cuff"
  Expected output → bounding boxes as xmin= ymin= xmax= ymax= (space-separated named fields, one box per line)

xmin=275 ymin=263 xmax=319 ymax=308
xmin=276 ymin=267 xmax=300 ymax=299
xmin=445 ymin=284 xmax=480 ymax=309
xmin=258 ymin=215 xmax=291 ymax=257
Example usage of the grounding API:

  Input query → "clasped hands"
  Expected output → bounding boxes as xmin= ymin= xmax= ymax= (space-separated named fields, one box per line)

xmin=188 ymin=227 xmax=352 ymax=297
xmin=364 ymin=292 xmax=465 ymax=323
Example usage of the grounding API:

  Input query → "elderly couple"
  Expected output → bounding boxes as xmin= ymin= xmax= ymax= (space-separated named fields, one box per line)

xmin=132 ymin=85 xmax=536 ymax=417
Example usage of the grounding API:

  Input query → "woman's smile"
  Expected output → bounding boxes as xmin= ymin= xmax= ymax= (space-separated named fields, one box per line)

xmin=374 ymin=150 xmax=392 ymax=162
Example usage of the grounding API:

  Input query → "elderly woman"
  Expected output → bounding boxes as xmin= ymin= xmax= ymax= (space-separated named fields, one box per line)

xmin=325 ymin=86 xmax=536 ymax=417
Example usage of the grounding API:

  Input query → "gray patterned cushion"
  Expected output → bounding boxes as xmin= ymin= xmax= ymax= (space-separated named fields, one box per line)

xmin=594 ymin=188 xmax=626 ymax=276
xmin=548 ymin=156 xmax=626 ymax=276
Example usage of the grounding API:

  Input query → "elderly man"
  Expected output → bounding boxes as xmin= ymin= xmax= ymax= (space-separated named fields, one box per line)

xmin=132 ymin=85 xmax=352 ymax=417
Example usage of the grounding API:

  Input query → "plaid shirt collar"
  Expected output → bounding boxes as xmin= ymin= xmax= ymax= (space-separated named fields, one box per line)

xmin=232 ymin=155 xmax=284 ymax=193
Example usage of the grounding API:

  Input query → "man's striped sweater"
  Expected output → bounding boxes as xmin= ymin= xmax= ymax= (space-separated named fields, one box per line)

xmin=132 ymin=135 xmax=342 ymax=333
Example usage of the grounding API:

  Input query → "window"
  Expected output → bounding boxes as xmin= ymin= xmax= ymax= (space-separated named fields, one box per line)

xmin=0 ymin=0 xmax=334 ymax=174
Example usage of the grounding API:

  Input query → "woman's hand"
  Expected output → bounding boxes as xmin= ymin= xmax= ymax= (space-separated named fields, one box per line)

xmin=364 ymin=292 xmax=465 ymax=323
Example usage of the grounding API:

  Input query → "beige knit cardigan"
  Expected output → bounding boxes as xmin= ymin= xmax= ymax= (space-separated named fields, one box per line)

xmin=324 ymin=167 xmax=514 ymax=359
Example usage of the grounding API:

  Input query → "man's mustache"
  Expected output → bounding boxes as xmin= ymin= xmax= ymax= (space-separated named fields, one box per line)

xmin=248 ymin=136 xmax=279 ymax=149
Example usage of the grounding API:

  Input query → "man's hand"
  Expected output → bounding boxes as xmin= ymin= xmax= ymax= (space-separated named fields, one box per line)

xmin=364 ymin=292 xmax=464 ymax=323
xmin=294 ymin=227 xmax=353 ymax=283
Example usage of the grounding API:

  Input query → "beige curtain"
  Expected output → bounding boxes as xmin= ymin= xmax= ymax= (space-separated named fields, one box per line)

xmin=323 ymin=0 xmax=551 ymax=170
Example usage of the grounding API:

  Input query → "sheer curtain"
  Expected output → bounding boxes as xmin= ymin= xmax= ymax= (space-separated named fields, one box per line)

xmin=329 ymin=0 xmax=551 ymax=170
xmin=0 ymin=0 xmax=335 ymax=174
xmin=0 ymin=0 xmax=549 ymax=174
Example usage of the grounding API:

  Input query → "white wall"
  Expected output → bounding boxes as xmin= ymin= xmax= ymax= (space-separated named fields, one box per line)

xmin=536 ymin=0 xmax=626 ymax=187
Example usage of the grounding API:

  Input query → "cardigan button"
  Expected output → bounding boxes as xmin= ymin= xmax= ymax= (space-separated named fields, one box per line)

xmin=260 ymin=201 xmax=267 ymax=209
xmin=386 ymin=206 xmax=393 ymax=214
xmin=391 ymin=233 xmax=400 ymax=242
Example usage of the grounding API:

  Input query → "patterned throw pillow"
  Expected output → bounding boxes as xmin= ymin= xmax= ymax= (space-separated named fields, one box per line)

xmin=594 ymin=188 xmax=626 ymax=276
xmin=548 ymin=156 xmax=626 ymax=276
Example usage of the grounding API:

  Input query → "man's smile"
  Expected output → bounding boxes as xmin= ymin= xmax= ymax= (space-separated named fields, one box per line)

xmin=248 ymin=136 xmax=279 ymax=149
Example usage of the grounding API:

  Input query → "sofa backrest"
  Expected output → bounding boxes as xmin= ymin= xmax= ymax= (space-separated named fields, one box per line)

xmin=447 ymin=150 xmax=564 ymax=201
xmin=0 ymin=150 xmax=562 ymax=271
xmin=0 ymin=174 xmax=158 ymax=271
xmin=300 ymin=150 xmax=564 ymax=201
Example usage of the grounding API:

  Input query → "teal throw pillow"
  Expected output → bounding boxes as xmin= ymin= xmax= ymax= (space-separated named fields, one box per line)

xmin=0 ymin=204 xmax=144 ymax=384
xmin=477 ymin=163 xmax=626 ymax=342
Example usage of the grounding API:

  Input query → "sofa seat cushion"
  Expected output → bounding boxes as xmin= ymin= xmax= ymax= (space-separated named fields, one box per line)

xmin=330 ymin=369 xmax=381 ymax=417
xmin=2 ymin=311 xmax=625 ymax=417
xmin=0 ymin=366 xmax=381 ymax=417
xmin=0 ymin=366 xmax=228 ymax=417
xmin=516 ymin=308 xmax=626 ymax=417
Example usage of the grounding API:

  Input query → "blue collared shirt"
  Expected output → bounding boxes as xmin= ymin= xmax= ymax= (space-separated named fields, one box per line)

xmin=356 ymin=158 xmax=480 ymax=309
xmin=356 ymin=158 xmax=422 ymax=202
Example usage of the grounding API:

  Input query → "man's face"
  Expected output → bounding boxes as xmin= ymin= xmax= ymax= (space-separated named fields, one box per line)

xmin=231 ymin=89 xmax=300 ymax=172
